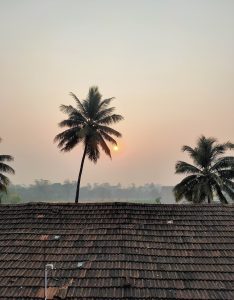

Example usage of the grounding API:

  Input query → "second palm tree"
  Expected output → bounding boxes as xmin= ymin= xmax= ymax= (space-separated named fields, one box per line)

xmin=0 ymin=138 xmax=15 ymax=203
xmin=174 ymin=136 xmax=234 ymax=204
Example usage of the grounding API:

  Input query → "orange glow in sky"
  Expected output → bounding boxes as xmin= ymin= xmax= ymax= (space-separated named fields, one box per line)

xmin=1 ymin=0 xmax=234 ymax=186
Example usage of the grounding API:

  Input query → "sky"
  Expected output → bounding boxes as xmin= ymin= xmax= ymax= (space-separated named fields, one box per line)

xmin=1 ymin=0 xmax=234 ymax=186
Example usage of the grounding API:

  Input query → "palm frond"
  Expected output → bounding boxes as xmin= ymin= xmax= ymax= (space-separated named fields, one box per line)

xmin=175 ymin=161 xmax=201 ymax=175
xmin=182 ymin=145 xmax=195 ymax=154
xmin=213 ymin=184 xmax=228 ymax=204
xmin=211 ymin=144 xmax=227 ymax=159
xmin=98 ymin=125 xmax=122 ymax=138
xmin=0 ymin=173 xmax=10 ymax=186
xmin=174 ymin=174 xmax=211 ymax=203
xmin=222 ymin=184 xmax=234 ymax=201
xmin=0 ymin=182 xmax=7 ymax=194
xmin=196 ymin=146 xmax=212 ymax=168
xmin=221 ymin=178 xmax=234 ymax=190
xmin=210 ymin=172 xmax=224 ymax=187
xmin=0 ymin=138 xmax=14 ymax=191
xmin=88 ymin=86 xmax=101 ymax=101
xmin=69 ymin=92 xmax=86 ymax=115
xmin=54 ymin=127 xmax=84 ymax=151
xmin=86 ymin=137 xmax=100 ymax=163
xmin=173 ymin=175 xmax=198 ymax=202
xmin=60 ymin=104 xmax=79 ymax=116
xmin=211 ymin=156 xmax=234 ymax=171
xmin=191 ymin=181 xmax=209 ymax=203
xmin=98 ymin=134 xmax=111 ymax=158
xmin=198 ymin=135 xmax=216 ymax=147
xmin=99 ymin=97 xmax=115 ymax=109
xmin=95 ymin=107 xmax=116 ymax=120
xmin=0 ymin=163 xmax=15 ymax=174
xmin=223 ymin=142 xmax=234 ymax=150
xmin=0 ymin=155 xmax=14 ymax=162
xmin=210 ymin=141 xmax=234 ymax=160
xmin=194 ymin=136 xmax=217 ymax=168
xmin=85 ymin=86 xmax=102 ymax=119
xmin=100 ymin=131 xmax=117 ymax=145
xmin=98 ymin=114 xmax=124 ymax=125
xmin=181 ymin=145 xmax=200 ymax=165
xmin=61 ymin=136 xmax=83 ymax=152
xmin=218 ymin=169 xmax=234 ymax=180
xmin=58 ymin=117 xmax=85 ymax=128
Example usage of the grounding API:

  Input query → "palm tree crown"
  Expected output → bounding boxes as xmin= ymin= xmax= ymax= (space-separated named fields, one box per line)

xmin=54 ymin=86 xmax=123 ymax=203
xmin=174 ymin=136 xmax=234 ymax=204
xmin=0 ymin=138 xmax=15 ymax=194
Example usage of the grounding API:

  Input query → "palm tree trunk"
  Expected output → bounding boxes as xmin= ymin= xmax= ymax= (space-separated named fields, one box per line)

xmin=75 ymin=143 xmax=87 ymax=203
xmin=207 ymin=190 xmax=213 ymax=204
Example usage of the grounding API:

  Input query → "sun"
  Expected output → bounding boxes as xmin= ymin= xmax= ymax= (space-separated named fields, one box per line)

xmin=113 ymin=145 xmax=119 ymax=151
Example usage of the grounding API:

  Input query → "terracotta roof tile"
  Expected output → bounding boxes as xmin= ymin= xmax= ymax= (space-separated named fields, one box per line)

xmin=0 ymin=202 xmax=233 ymax=299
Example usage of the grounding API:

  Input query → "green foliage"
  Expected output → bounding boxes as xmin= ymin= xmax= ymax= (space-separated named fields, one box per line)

xmin=154 ymin=197 xmax=161 ymax=204
xmin=0 ymin=138 xmax=15 ymax=194
xmin=0 ymin=192 xmax=22 ymax=204
xmin=7 ymin=182 xmax=162 ymax=203
xmin=174 ymin=136 xmax=234 ymax=204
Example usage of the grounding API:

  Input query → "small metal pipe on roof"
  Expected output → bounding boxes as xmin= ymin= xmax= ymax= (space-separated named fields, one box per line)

xmin=44 ymin=264 xmax=54 ymax=300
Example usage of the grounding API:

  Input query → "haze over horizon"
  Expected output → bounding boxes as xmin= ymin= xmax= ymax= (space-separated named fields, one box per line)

xmin=1 ymin=0 xmax=234 ymax=186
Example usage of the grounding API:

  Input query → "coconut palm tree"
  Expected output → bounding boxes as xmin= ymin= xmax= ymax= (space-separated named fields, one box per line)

xmin=174 ymin=136 xmax=234 ymax=204
xmin=0 ymin=138 xmax=15 ymax=201
xmin=54 ymin=86 xmax=123 ymax=203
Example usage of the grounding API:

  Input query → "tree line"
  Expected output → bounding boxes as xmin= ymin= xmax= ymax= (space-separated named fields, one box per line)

xmin=1 ymin=86 xmax=234 ymax=204
xmin=2 ymin=181 xmax=163 ymax=204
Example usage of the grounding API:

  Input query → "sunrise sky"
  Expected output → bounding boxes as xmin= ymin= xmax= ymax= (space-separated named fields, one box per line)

xmin=1 ymin=0 xmax=234 ymax=186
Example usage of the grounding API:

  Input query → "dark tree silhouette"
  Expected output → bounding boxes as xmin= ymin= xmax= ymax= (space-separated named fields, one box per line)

xmin=0 ymin=138 xmax=15 ymax=199
xmin=54 ymin=86 xmax=123 ymax=203
xmin=174 ymin=136 xmax=234 ymax=204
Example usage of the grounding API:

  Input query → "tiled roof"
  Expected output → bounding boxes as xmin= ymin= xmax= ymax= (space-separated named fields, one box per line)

xmin=0 ymin=202 xmax=233 ymax=299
